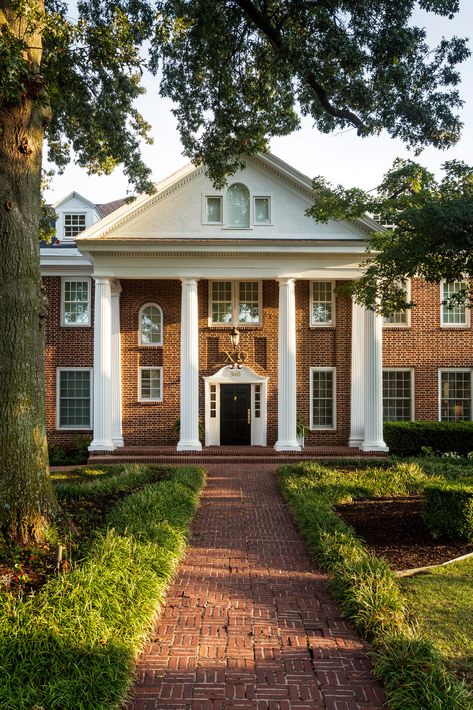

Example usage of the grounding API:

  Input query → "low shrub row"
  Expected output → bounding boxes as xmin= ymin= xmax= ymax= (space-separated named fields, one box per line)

xmin=278 ymin=461 xmax=472 ymax=710
xmin=384 ymin=420 xmax=473 ymax=456
xmin=423 ymin=480 xmax=473 ymax=541
xmin=0 ymin=465 xmax=205 ymax=709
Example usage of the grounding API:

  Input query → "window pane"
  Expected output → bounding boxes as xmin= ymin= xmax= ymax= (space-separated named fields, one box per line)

xmin=238 ymin=282 xmax=259 ymax=323
xmin=312 ymin=281 xmax=333 ymax=324
xmin=141 ymin=369 xmax=162 ymax=400
xmin=211 ymin=282 xmax=233 ymax=323
xmin=64 ymin=213 xmax=86 ymax=239
xmin=59 ymin=370 xmax=91 ymax=427
xmin=312 ymin=370 xmax=334 ymax=428
xmin=141 ymin=305 xmax=162 ymax=344
xmin=442 ymin=281 xmax=467 ymax=325
xmin=206 ymin=197 xmax=222 ymax=223
xmin=440 ymin=371 xmax=471 ymax=421
xmin=63 ymin=280 xmax=89 ymax=325
xmin=254 ymin=198 xmax=270 ymax=224
xmin=383 ymin=371 xmax=412 ymax=421
xmin=227 ymin=184 xmax=250 ymax=228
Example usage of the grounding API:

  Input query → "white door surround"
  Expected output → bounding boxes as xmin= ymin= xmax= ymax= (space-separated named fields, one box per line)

xmin=204 ymin=366 xmax=268 ymax=446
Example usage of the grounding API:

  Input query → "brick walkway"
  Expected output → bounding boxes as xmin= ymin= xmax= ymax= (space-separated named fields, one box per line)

xmin=128 ymin=465 xmax=387 ymax=710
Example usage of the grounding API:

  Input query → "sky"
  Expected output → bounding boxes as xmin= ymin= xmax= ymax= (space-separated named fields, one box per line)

xmin=44 ymin=2 xmax=473 ymax=205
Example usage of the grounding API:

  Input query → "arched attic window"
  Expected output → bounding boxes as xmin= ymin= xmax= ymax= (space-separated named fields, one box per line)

xmin=139 ymin=304 xmax=163 ymax=346
xmin=226 ymin=183 xmax=250 ymax=228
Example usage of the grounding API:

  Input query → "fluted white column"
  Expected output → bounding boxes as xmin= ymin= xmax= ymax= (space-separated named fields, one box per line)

xmin=89 ymin=276 xmax=114 ymax=451
xmin=111 ymin=280 xmax=124 ymax=447
xmin=361 ymin=308 xmax=388 ymax=452
xmin=178 ymin=278 xmax=202 ymax=451
xmin=349 ymin=299 xmax=365 ymax=447
xmin=275 ymin=277 xmax=300 ymax=451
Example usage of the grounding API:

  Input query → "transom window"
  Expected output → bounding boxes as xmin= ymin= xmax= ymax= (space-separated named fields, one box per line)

xmin=57 ymin=369 xmax=92 ymax=429
xmin=383 ymin=281 xmax=410 ymax=326
xmin=139 ymin=304 xmax=163 ymax=346
xmin=310 ymin=368 xmax=336 ymax=430
xmin=64 ymin=213 xmax=86 ymax=239
xmin=61 ymin=278 xmax=90 ymax=326
xmin=439 ymin=370 xmax=471 ymax=421
xmin=209 ymin=281 xmax=261 ymax=326
xmin=226 ymin=183 xmax=250 ymax=228
xmin=311 ymin=281 xmax=335 ymax=326
xmin=139 ymin=367 xmax=163 ymax=402
xmin=441 ymin=281 xmax=468 ymax=327
xmin=383 ymin=370 xmax=413 ymax=421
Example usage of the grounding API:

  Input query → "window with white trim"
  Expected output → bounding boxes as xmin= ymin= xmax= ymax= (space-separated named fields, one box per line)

xmin=226 ymin=183 xmax=250 ymax=228
xmin=254 ymin=197 xmax=271 ymax=224
xmin=439 ymin=370 xmax=471 ymax=421
xmin=383 ymin=281 xmax=410 ymax=326
xmin=383 ymin=369 xmax=413 ymax=421
xmin=57 ymin=369 xmax=92 ymax=429
xmin=61 ymin=278 xmax=90 ymax=326
xmin=209 ymin=281 xmax=261 ymax=325
xmin=311 ymin=368 xmax=336 ymax=429
xmin=441 ymin=281 xmax=468 ymax=326
xmin=139 ymin=304 xmax=163 ymax=345
xmin=139 ymin=367 xmax=163 ymax=402
xmin=205 ymin=196 xmax=222 ymax=224
xmin=64 ymin=213 xmax=86 ymax=239
xmin=311 ymin=281 xmax=335 ymax=326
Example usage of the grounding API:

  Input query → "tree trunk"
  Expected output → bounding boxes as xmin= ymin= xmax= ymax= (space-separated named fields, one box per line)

xmin=0 ymin=1 xmax=58 ymax=543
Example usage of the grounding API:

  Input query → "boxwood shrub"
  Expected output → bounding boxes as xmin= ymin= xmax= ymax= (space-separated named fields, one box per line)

xmin=423 ymin=481 xmax=473 ymax=541
xmin=384 ymin=421 xmax=473 ymax=456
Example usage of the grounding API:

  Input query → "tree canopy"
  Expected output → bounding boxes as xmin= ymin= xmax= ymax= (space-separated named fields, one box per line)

xmin=308 ymin=159 xmax=473 ymax=314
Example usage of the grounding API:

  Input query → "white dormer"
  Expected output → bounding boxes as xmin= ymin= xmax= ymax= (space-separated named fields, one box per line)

xmin=53 ymin=192 xmax=103 ymax=243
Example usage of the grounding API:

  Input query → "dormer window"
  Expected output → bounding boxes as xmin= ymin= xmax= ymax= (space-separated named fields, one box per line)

xmin=64 ymin=213 xmax=86 ymax=239
xmin=226 ymin=183 xmax=250 ymax=228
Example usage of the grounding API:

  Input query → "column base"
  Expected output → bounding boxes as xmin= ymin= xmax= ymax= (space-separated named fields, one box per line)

xmin=349 ymin=437 xmax=364 ymax=448
xmin=89 ymin=439 xmax=115 ymax=452
xmin=177 ymin=440 xmax=202 ymax=452
xmin=360 ymin=441 xmax=389 ymax=452
xmin=112 ymin=437 xmax=124 ymax=448
xmin=274 ymin=440 xmax=301 ymax=452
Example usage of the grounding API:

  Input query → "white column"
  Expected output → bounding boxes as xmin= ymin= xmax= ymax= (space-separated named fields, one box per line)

xmin=111 ymin=280 xmax=124 ymax=447
xmin=177 ymin=277 xmax=202 ymax=451
xmin=349 ymin=299 xmax=365 ymax=447
xmin=275 ymin=277 xmax=301 ymax=451
xmin=361 ymin=307 xmax=388 ymax=452
xmin=89 ymin=276 xmax=114 ymax=451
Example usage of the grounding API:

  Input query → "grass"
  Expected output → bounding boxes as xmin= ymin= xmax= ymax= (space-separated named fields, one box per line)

xmin=401 ymin=557 xmax=473 ymax=691
xmin=278 ymin=458 xmax=473 ymax=709
xmin=0 ymin=464 xmax=205 ymax=710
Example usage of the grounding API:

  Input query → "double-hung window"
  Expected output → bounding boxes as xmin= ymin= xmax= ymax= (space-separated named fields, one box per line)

xmin=383 ymin=281 xmax=410 ymax=327
xmin=383 ymin=369 xmax=413 ymax=421
xmin=64 ymin=213 xmax=86 ymax=239
xmin=209 ymin=281 xmax=261 ymax=326
xmin=441 ymin=281 xmax=469 ymax=327
xmin=310 ymin=368 xmax=336 ymax=430
xmin=61 ymin=278 xmax=90 ymax=326
xmin=311 ymin=281 xmax=335 ymax=326
xmin=57 ymin=368 xmax=92 ymax=429
xmin=439 ymin=370 xmax=472 ymax=421
xmin=139 ymin=367 xmax=163 ymax=402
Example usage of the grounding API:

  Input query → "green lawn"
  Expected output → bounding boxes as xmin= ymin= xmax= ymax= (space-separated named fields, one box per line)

xmin=401 ymin=557 xmax=473 ymax=691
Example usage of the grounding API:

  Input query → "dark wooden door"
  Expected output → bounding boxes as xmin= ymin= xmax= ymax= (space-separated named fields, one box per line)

xmin=220 ymin=384 xmax=251 ymax=445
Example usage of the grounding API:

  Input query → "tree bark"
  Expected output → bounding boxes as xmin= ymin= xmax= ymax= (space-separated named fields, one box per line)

xmin=0 ymin=1 xmax=58 ymax=543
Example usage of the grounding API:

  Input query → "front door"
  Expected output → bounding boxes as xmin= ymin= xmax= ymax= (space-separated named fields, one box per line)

xmin=220 ymin=384 xmax=251 ymax=445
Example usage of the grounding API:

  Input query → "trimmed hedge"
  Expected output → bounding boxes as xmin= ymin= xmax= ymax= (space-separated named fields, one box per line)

xmin=384 ymin=421 xmax=473 ymax=456
xmin=423 ymin=481 xmax=473 ymax=541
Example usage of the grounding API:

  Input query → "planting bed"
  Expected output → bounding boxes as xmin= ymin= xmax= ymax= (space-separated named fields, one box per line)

xmin=336 ymin=495 xmax=473 ymax=570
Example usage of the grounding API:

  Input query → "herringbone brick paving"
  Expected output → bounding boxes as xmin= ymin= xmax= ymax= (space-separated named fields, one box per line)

xmin=127 ymin=465 xmax=387 ymax=709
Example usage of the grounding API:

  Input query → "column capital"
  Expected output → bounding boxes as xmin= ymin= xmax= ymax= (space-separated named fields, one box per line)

xmin=276 ymin=277 xmax=296 ymax=285
xmin=179 ymin=277 xmax=200 ymax=285
xmin=93 ymin=275 xmax=113 ymax=285
xmin=111 ymin=278 xmax=122 ymax=295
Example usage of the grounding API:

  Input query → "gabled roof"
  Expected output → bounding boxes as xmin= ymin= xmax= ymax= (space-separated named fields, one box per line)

xmin=52 ymin=191 xmax=100 ymax=212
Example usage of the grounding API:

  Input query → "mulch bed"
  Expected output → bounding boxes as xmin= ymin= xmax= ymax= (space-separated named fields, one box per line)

xmin=335 ymin=495 xmax=473 ymax=570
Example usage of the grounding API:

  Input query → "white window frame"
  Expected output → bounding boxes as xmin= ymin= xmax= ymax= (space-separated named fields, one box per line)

xmin=138 ymin=366 xmax=163 ymax=403
xmin=60 ymin=277 xmax=91 ymax=327
xmin=208 ymin=280 xmax=262 ymax=327
xmin=202 ymin=195 xmax=223 ymax=225
xmin=440 ymin=280 xmax=470 ymax=328
xmin=382 ymin=368 xmax=414 ymax=421
xmin=438 ymin=368 xmax=473 ymax=421
xmin=138 ymin=303 xmax=163 ymax=347
xmin=253 ymin=196 xmax=272 ymax=225
xmin=56 ymin=367 xmax=93 ymax=430
xmin=310 ymin=367 xmax=336 ymax=431
xmin=310 ymin=280 xmax=336 ymax=327
xmin=63 ymin=212 xmax=87 ymax=239
xmin=383 ymin=280 xmax=411 ymax=328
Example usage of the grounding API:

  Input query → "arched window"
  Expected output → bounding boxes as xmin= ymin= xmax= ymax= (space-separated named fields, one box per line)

xmin=139 ymin=304 xmax=163 ymax=345
xmin=226 ymin=183 xmax=250 ymax=228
